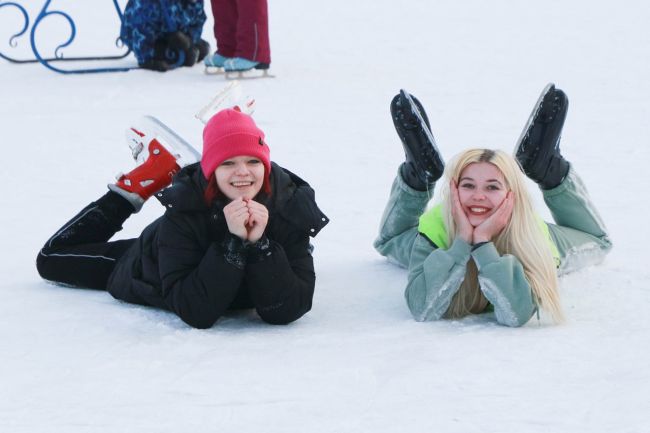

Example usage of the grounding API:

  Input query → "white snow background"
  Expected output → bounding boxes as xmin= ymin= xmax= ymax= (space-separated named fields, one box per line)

xmin=1 ymin=1 xmax=649 ymax=432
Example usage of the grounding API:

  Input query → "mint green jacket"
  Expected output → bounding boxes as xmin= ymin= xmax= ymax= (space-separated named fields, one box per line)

xmin=374 ymin=169 xmax=612 ymax=327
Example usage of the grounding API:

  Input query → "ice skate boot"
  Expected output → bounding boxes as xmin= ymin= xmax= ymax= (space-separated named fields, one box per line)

xmin=196 ymin=39 xmax=210 ymax=63
xmin=390 ymin=89 xmax=444 ymax=191
xmin=515 ymin=83 xmax=570 ymax=189
xmin=109 ymin=117 xmax=200 ymax=211
xmin=204 ymin=52 xmax=229 ymax=74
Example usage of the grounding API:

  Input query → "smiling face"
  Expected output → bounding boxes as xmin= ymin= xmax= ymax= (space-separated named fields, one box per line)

xmin=214 ymin=155 xmax=265 ymax=200
xmin=457 ymin=162 xmax=509 ymax=227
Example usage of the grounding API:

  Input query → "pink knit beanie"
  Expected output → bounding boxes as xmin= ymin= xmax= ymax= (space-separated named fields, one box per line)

xmin=200 ymin=109 xmax=271 ymax=185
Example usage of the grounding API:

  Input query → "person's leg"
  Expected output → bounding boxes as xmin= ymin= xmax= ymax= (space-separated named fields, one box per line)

xmin=543 ymin=168 xmax=612 ymax=275
xmin=233 ymin=0 xmax=271 ymax=64
xmin=374 ymin=171 xmax=434 ymax=268
xmin=37 ymin=192 xmax=137 ymax=290
xmin=211 ymin=0 xmax=238 ymax=58
xmin=121 ymin=0 xmax=171 ymax=70
xmin=38 ymin=118 xmax=186 ymax=289
xmin=182 ymin=0 xmax=208 ymax=49
xmin=375 ymin=90 xmax=442 ymax=267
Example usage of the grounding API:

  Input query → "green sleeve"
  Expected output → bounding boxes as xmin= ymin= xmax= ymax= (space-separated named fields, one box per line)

xmin=405 ymin=236 xmax=472 ymax=321
xmin=471 ymin=243 xmax=536 ymax=327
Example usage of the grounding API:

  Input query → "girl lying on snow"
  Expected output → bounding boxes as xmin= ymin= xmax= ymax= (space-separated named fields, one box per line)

xmin=374 ymin=84 xmax=612 ymax=327
xmin=37 ymin=109 xmax=328 ymax=329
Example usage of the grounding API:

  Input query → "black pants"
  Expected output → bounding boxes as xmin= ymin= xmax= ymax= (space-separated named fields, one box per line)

xmin=37 ymin=192 xmax=137 ymax=290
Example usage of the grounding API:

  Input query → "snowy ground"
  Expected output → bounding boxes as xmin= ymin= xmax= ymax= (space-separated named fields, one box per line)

xmin=1 ymin=1 xmax=649 ymax=432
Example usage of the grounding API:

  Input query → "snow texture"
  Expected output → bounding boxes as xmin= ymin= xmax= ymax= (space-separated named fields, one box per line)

xmin=1 ymin=1 xmax=649 ymax=432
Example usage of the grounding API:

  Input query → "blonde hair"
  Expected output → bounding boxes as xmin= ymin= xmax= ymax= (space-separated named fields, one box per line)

xmin=438 ymin=149 xmax=564 ymax=322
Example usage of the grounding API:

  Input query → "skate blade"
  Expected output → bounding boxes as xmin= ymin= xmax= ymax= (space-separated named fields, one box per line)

xmin=224 ymin=69 xmax=274 ymax=80
xmin=131 ymin=116 xmax=201 ymax=168
xmin=514 ymin=83 xmax=555 ymax=153
xmin=204 ymin=65 xmax=225 ymax=75
xmin=195 ymin=80 xmax=256 ymax=124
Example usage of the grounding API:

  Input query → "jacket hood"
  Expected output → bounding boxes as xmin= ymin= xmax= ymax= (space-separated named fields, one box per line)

xmin=155 ymin=163 xmax=208 ymax=212
xmin=269 ymin=163 xmax=329 ymax=237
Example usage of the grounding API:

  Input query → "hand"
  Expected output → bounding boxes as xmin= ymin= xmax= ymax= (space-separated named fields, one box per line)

xmin=450 ymin=180 xmax=474 ymax=243
xmin=473 ymin=192 xmax=514 ymax=244
xmin=223 ymin=198 xmax=249 ymax=240
xmin=245 ymin=199 xmax=269 ymax=243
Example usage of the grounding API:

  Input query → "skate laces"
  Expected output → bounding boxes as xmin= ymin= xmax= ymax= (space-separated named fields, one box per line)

xmin=393 ymin=98 xmax=419 ymax=129
xmin=540 ymin=94 xmax=561 ymax=123
xmin=224 ymin=57 xmax=259 ymax=72
xmin=126 ymin=127 xmax=147 ymax=163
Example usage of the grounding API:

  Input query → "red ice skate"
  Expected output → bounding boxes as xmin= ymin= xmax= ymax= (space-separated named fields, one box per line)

xmin=109 ymin=117 xmax=200 ymax=211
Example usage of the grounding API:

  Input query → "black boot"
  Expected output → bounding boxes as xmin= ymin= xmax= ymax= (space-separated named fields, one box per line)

xmin=515 ymin=83 xmax=570 ymax=189
xmin=390 ymin=89 xmax=444 ymax=191
xmin=152 ymin=31 xmax=194 ymax=67
xmin=140 ymin=59 xmax=172 ymax=72
xmin=145 ymin=38 xmax=174 ymax=71
xmin=196 ymin=39 xmax=210 ymax=62
xmin=183 ymin=46 xmax=200 ymax=67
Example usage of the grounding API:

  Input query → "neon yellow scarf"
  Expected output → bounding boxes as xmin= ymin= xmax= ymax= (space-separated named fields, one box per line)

xmin=418 ymin=204 xmax=560 ymax=265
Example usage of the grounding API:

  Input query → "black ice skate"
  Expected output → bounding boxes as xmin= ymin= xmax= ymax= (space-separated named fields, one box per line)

xmin=390 ymin=89 xmax=444 ymax=191
xmin=515 ymin=83 xmax=570 ymax=189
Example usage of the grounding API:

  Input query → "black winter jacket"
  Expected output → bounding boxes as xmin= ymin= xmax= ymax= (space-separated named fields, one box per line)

xmin=106 ymin=162 xmax=328 ymax=328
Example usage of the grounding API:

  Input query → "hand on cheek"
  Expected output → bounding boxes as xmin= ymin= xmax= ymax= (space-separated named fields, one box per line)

xmin=451 ymin=181 xmax=474 ymax=243
xmin=473 ymin=192 xmax=514 ymax=244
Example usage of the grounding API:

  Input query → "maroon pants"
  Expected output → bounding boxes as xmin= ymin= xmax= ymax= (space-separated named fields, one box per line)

xmin=210 ymin=0 xmax=271 ymax=64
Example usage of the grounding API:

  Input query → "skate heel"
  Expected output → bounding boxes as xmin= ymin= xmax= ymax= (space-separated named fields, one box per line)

xmin=224 ymin=69 xmax=274 ymax=80
xmin=110 ymin=137 xmax=181 ymax=211
xmin=204 ymin=53 xmax=228 ymax=75
xmin=204 ymin=65 xmax=224 ymax=75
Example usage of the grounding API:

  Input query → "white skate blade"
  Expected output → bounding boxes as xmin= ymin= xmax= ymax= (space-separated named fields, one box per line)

xmin=204 ymin=65 xmax=225 ymax=75
xmin=224 ymin=69 xmax=274 ymax=81
xmin=131 ymin=116 xmax=201 ymax=168
xmin=514 ymin=83 xmax=555 ymax=152
xmin=195 ymin=80 xmax=256 ymax=124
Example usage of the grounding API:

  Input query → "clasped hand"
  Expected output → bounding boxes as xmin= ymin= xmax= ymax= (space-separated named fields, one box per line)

xmin=451 ymin=181 xmax=514 ymax=245
xmin=223 ymin=198 xmax=269 ymax=243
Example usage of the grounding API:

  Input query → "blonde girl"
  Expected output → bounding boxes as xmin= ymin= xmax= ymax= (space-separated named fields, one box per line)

xmin=375 ymin=85 xmax=611 ymax=326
